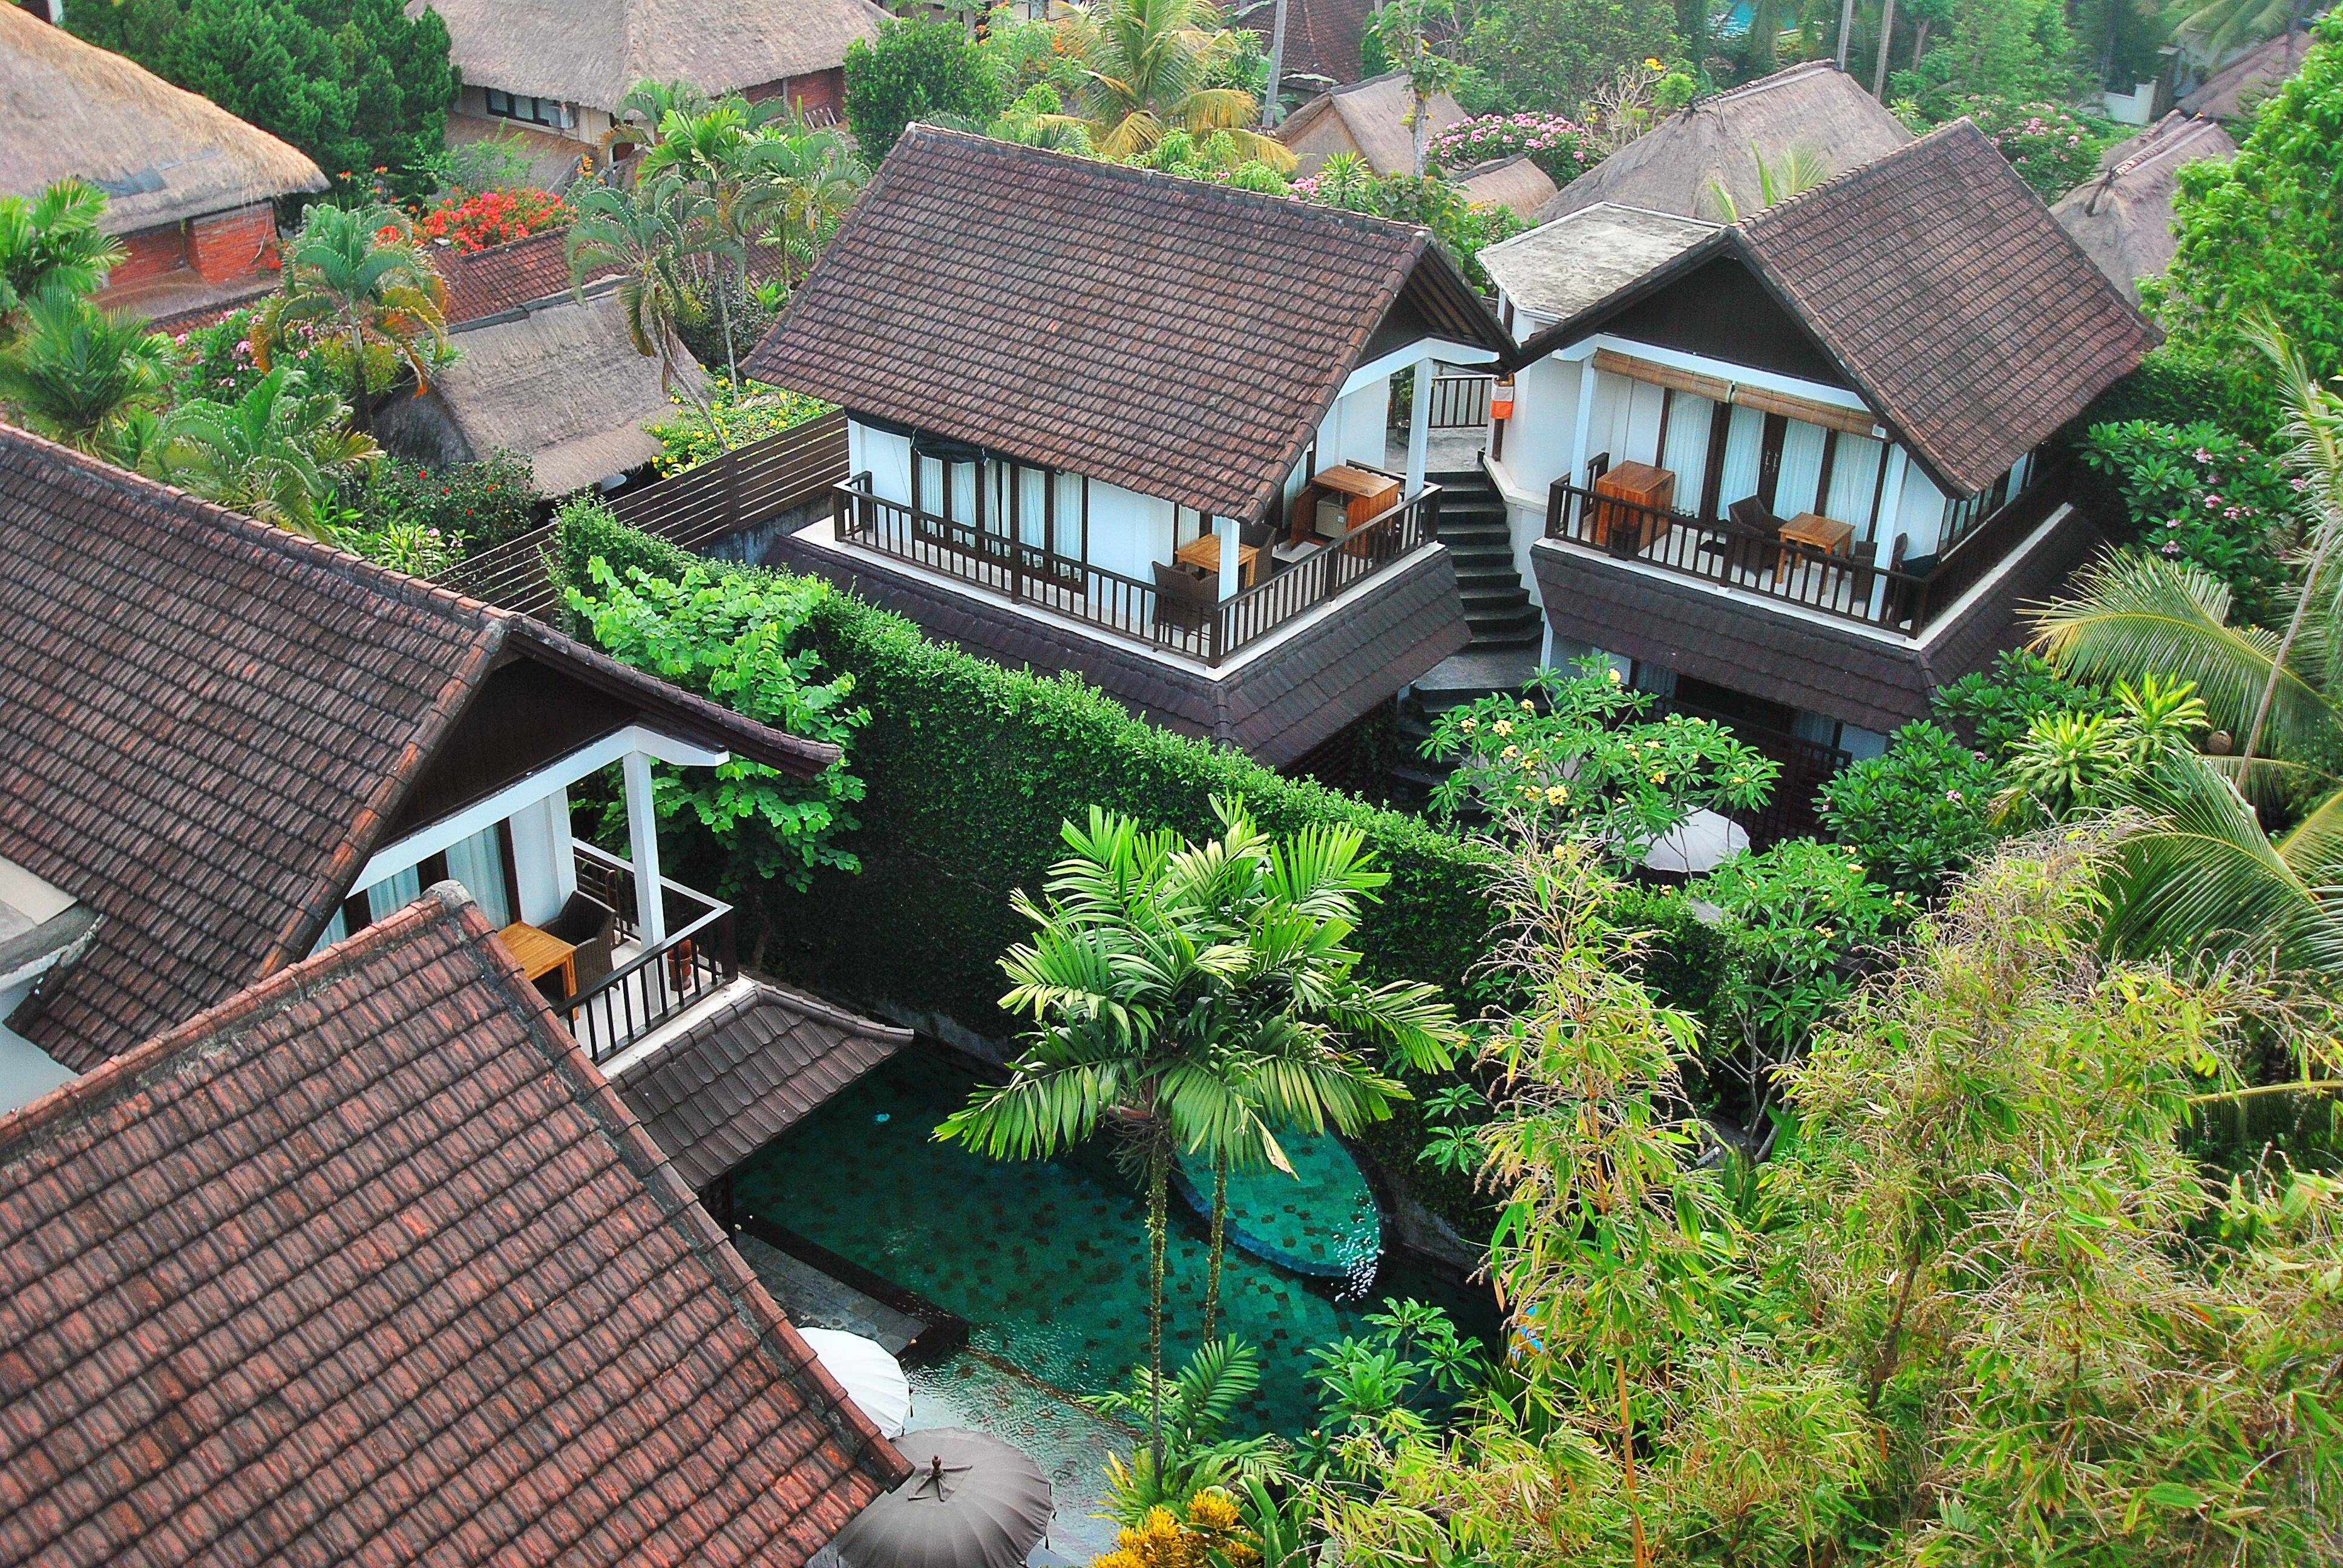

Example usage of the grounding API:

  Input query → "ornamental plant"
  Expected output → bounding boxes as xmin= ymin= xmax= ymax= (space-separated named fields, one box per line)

xmin=1952 ymin=94 xmax=2107 ymax=198
xmin=369 ymin=449 xmax=542 ymax=552
xmin=1424 ymin=112 xmax=1602 ymax=183
xmin=1421 ymin=657 xmax=1778 ymax=862
xmin=173 ymin=307 xmax=349 ymax=406
xmin=2082 ymin=418 xmax=2298 ymax=626
xmin=1815 ymin=722 xmax=2001 ymax=901
xmin=647 ymin=377 xmax=834 ymax=475
xmin=405 ymin=187 xmax=574 ymax=253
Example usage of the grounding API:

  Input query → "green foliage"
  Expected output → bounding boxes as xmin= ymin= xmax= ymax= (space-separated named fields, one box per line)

xmin=844 ymin=18 xmax=1005 ymax=162
xmin=1951 ymin=94 xmax=2109 ymax=198
xmin=0 ymin=180 xmax=123 ymax=334
xmin=143 ymin=364 xmax=380 ymax=539
xmin=1287 ymin=158 xmax=1522 ymax=289
xmin=1816 ymin=722 xmax=2001 ymax=900
xmin=2072 ymin=344 xmax=2235 ymax=430
xmin=1460 ymin=0 xmax=1683 ymax=120
xmin=367 ymin=448 xmax=542 ymax=553
xmin=70 ymin=0 xmax=457 ymax=196
xmin=1085 ymin=1339 xmax=1286 ymax=1523
xmin=1422 ymin=659 xmax=1778 ymax=863
xmin=1932 ymin=647 xmax=2112 ymax=759
xmin=646 ymin=377 xmax=833 ymax=474
xmin=335 ymin=510 xmax=460 ymax=577
xmin=169 ymin=306 xmax=350 ymax=406
xmin=2082 ymin=417 xmax=2297 ymax=624
xmin=0 ymin=293 xmax=172 ymax=454
xmin=2147 ymin=11 xmax=2343 ymax=438
xmin=1892 ymin=0 xmax=2080 ymax=107
xmin=1997 ymin=673 xmax=2210 ymax=820
xmin=562 ymin=543 xmax=867 ymax=900
xmin=977 ymin=7 xmax=1087 ymax=102
xmin=1308 ymin=1298 xmax=1484 ymax=1441
xmin=251 ymin=203 xmax=451 ymax=416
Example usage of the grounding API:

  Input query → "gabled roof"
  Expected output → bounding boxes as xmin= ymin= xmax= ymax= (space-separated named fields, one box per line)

xmin=1535 ymin=62 xmax=1913 ymax=224
xmin=2179 ymin=27 xmax=2316 ymax=119
xmin=1276 ymin=72 xmax=1466 ymax=176
xmin=0 ymin=422 xmax=836 ymax=1071
xmin=2052 ymin=113 xmax=2238 ymax=302
xmin=1481 ymin=203 xmax=1720 ymax=322
xmin=416 ymin=0 xmax=888 ymax=110
xmin=746 ymin=126 xmax=1510 ymax=520
xmin=1509 ymin=123 xmax=2158 ymax=496
xmin=0 ymin=883 xmax=909 ymax=1568
xmin=437 ymin=228 xmax=600 ymax=323
xmin=0 ymin=7 xmax=327 ymax=233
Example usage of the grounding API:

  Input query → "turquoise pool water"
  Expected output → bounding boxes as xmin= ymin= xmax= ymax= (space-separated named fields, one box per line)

xmin=732 ymin=1048 xmax=1494 ymax=1438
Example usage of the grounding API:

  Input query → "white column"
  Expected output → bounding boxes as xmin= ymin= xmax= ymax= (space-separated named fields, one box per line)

xmin=1406 ymin=359 xmax=1433 ymax=495
xmin=621 ymin=751 xmax=666 ymax=947
xmin=1216 ymin=517 xmax=1240 ymax=599
xmin=1567 ymin=354 xmax=1598 ymax=491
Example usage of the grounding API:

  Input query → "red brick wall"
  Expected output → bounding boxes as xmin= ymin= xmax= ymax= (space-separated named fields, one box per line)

xmin=747 ymin=70 xmax=844 ymax=122
xmin=109 ymin=224 xmax=189 ymax=288
xmin=189 ymin=203 xmax=281 ymax=285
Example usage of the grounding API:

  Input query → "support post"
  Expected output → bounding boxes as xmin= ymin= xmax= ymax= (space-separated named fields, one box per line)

xmin=621 ymin=750 xmax=666 ymax=947
xmin=1406 ymin=360 xmax=1434 ymax=495
xmin=1568 ymin=354 xmax=1598 ymax=491
xmin=1217 ymin=516 xmax=1240 ymax=599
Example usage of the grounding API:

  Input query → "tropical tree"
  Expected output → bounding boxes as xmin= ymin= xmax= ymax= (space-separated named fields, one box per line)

xmin=1368 ymin=0 xmax=1463 ymax=177
xmin=1057 ymin=0 xmax=1294 ymax=166
xmin=634 ymin=103 xmax=775 ymax=383
xmin=145 ymin=366 xmax=381 ymax=539
xmin=1703 ymin=143 xmax=1832 ymax=222
xmin=566 ymin=175 xmax=722 ymax=434
xmin=0 ymin=180 xmax=124 ymax=336
xmin=0 ymin=294 xmax=171 ymax=454
xmin=2168 ymin=0 xmax=2313 ymax=67
xmin=937 ymin=800 xmax=1460 ymax=1470
xmin=249 ymin=203 xmax=450 ymax=433
xmin=1083 ymin=1339 xmax=1284 ymax=1522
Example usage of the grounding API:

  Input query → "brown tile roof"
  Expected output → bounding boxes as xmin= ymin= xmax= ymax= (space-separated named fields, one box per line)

xmin=745 ymin=126 xmax=1511 ymax=520
xmin=437 ymin=228 xmax=597 ymax=324
xmin=1272 ymin=0 xmax=1374 ymax=85
xmin=1734 ymin=122 xmax=2158 ymax=495
xmin=0 ymin=423 xmax=839 ymax=1073
xmin=0 ymin=883 xmax=909 ymax=1568
xmin=615 ymin=982 xmax=911 ymax=1191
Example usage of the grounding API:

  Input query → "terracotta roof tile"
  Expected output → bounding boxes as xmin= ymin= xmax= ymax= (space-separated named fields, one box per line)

xmin=0 ymin=884 xmax=908 ymax=1568
xmin=746 ymin=126 xmax=1509 ymax=520
xmin=0 ymin=423 xmax=837 ymax=1072
xmin=436 ymin=230 xmax=597 ymax=324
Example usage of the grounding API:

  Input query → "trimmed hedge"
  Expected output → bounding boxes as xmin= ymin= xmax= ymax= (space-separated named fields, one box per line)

xmin=555 ymin=509 xmax=1503 ymax=1032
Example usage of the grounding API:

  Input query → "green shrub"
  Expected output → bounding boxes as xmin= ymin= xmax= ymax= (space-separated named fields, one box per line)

xmin=1932 ymin=648 xmax=2110 ymax=757
xmin=1815 ymin=722 xmax=2001 ymax=902
xmin=369 ymin=448 xmax=542 ymax=553
xmin=844 ymin=18 xmax=1004 ymax=163
xmin=2081 ymin=418 xmax=2297 ymax=624
xmin=647 ymin=378 xmax=835 ymax=475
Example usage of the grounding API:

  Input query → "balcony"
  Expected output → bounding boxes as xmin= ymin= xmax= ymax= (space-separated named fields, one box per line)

xmin=563 ymin=842 xmax=739 ymax=1063
xmin=831 ymin=474 xmax=1444 ymax=667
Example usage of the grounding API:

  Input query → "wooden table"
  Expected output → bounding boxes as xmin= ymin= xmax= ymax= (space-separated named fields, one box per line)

xmin=1592 ymin=462 xmax=1676 ymax=552
xmin=1173 ymin=532 xmax=1260 ymax=588
xmin=498 ymin=921 xmax=578 ymax=998
xmin=1780 ymin=512 xmax=1857 ymax=557
xmin=1291 ymin=465 xmax=1403 ymax=547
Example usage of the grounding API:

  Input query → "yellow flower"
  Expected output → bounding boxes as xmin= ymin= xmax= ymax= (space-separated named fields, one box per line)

xmin=1645 ymin=56 xmax=1665 ymax=68
xmin=1652 ymin=771 xmax=1667 ymax=783
xmin=1520 ymin=699 xmax=1536 ymax=713
xmin=1607 ymin=668 xmax=1623 ymax=683
xmin=1553 ymin=843 xmax=1570 ymax=860
xmin=1461 ymin=715 xmax=1478 ymax=731
xmin=1501 ymin=745 xmax=1519 ymax=760
xmin=1185 ymin=1490 xmax=1241 ymax=1532
xmin=1493 ymin=718 xmax=1514 ymax=736
xmin=1545 ymin=784 xmax=1568 ymax=804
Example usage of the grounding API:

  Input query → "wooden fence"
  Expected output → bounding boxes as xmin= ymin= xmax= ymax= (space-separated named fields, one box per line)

xmin=454 ymin=408 xmax=850 ymax=618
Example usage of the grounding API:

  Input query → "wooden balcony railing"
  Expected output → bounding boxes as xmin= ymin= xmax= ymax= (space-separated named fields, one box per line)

xmin=1426 ymin=373 xmax=1495 ymax=430
xmin=568 ymin=842 xmax=738 ymax=1062
xmin=833 ymin=475 xmax=1443 ymax=667
xmin=1544 ymin=465 xmax=2066 ymax=636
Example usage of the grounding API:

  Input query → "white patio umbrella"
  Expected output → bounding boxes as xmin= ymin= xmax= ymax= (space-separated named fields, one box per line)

xmin=802 ymin=1327 xmax=913 ymax=1439
xmin=835 ymin=1428 xmax=1052 ymax=1568
xmin=1641 ymin=808 xmax=1751 ymax=877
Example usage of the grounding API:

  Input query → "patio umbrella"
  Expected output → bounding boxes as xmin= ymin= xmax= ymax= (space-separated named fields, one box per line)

xmin=1642 ymin=808 xmax=1750 ymax=877
xmin=802 ymin=1328 xmax=913 ymax=1439
xmin=834 ymin=1428 xmax=1052 ymax=1568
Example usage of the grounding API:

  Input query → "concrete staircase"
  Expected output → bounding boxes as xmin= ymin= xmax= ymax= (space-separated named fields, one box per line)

xmin=1434 ymin=466 xmax=1542 ymax=652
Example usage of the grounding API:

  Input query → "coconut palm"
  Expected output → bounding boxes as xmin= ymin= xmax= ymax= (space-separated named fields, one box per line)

xmin=1057 ymin=0 xmax=1294 ymax=167
xmin=250 ymin=204 xmax=450 ymax=434
xmin=937 ymin=799 xmax=1460 ymax=1469
xmin=145 ymin=366 xmax=381 ymax=540
xmin=1705 ymin=143 xmax=1833 ymax=223
xmin=0 ymin=293 xmax=171 ymax=453
xmin=2030 ymin=319 xmax=2343 ymax=972
xmin=0 ymin=180 xmax=124 ymax=335
xmin=2169 ymin=0 xmax=2313 ymax=68
xmin=634 ymin=103 xmax=772 ymax=382
xmin=566 ymin=175 xmax=722 ymax=434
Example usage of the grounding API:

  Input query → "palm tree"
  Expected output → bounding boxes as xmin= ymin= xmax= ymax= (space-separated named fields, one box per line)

xmin=752 ymin=125 xmax=868 ymax=295
xmin=145 ymin=366 xmax=381 ymax=540
xmin=0 ymin=293 xmax=171 ymax=452
xmin=1705 ymin=143 xmax=1832 ymax=223
xmin=2169 ymin=0 xmax=2313 ymax=68
xmin=566 ymin=175 xmax=723 ymax=437
xmin=938 ymin=799 xmax=1460 ymax=1470
xmin=250 ymin=204 xmax=450 ymax=435
xmin=1057 ymin=0 xmax=1295 ymax=167
xmin=0 ymin=180 xmax=124 ymax=336
xmin=635 ymin=103 xmax=768 ymax=382
xmin=2030 ymin=319 xmax=2343 ymax=972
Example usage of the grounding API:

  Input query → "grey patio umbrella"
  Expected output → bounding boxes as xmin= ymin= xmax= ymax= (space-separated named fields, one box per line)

xmin=834 ymin=1428 xmax=1052 ymax=1568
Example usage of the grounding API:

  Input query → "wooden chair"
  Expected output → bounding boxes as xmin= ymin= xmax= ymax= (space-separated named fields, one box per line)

xmin=1699 ymin=497 xmax=1784 ymax=578
xmin=1152 ymin=561 xmax=1215 ymax=641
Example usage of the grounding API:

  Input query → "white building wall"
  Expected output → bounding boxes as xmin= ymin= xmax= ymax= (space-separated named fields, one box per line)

xmin=850 ymin=421 xmax=914 ymax=503
xmin=1085 ymin=481 xmax=1178 ymax=582
xmin=1895 ymin=466 xmax=1950 ymax=558
xmin=1501 ymin=347 xmax=1584 ymax=497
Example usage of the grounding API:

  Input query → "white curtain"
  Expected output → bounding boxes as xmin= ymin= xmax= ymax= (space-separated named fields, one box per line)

xmin=1052 ymin=472 xmax=1086 ymax=560
xmin=1825 ymin=434 xmax=1885 ymax=538
xmin=1716 ymin=405 xmax=1765 ymax=508
xmin=1660 ymin=394 xmax=1716 ymax=509
xmin=952 ymin=461 xmax=980 ymax=530
xmin=364 ymin=864 xmax=423 ymax=924
xmin=1775 ymin=421 xmax=1828 ymax=518
xmin=1017 ymin=466 xmax=1048 ymax=547
xmin=446 ymin=825 xmax=513 ymax=927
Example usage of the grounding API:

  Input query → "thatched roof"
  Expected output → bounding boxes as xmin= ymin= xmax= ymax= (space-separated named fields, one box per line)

xmin=1535 ymin=62 xmax=1911 ymax=224
xmin=1457 ymin=154 xmax=1562 ymax=219
xmin=1277 ymin=72 xmax=1466 ymax=176
xmin=2051 ymin=113 xmax=2236 ymax=302
xmin=415 ymin=0 xmax=888 ymax=110
xmin=2178 ymin=28 xmax=2315 ymax=119
xmin=378 ymin=288 xmax=701 ymax=495
xmin=1267 ymin=0 xmax=1375 ymax=86
xmin=0 ymin=8 xmax=326 ymax=233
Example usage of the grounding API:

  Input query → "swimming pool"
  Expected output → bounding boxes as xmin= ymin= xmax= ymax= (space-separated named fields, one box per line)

xmin=731 ymin=1048 xmax=1495 ymax=1439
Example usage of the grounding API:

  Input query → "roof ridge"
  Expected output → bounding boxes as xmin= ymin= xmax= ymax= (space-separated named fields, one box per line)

xmin=1734 ymin=114 xmax=1970 ymax=231
xmin=1693 ymin=58 xmax=1846 ymax=109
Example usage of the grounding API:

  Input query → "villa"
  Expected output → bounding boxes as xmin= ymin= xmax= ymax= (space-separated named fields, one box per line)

xmin=0 ymin=423 xmax=906 ymax=1202
xmin=2052 ymin=111 xmax=2238 ymax=304
xmin=1473 ymin=122 xmax=2155 ymax=791
xmin=0 ymin=9 xmax=327 ymax=321
xmin=747 ymin=126 xmax=1516 ymax=767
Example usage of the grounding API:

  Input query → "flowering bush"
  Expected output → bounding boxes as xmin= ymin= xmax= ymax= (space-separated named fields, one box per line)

xmin=648 ymin=378 xmax=834 ymax=475
xmin=1953 ymin=95 xmax=2108 ymax=198
xmin=337 ymin=514 xmax=462 ymax=578
xmin=1425 ymin=112 xmax=1602 ymax=184
xmin=369 ymin=449 xmax=542 ymax=553
xmin=2082 ymin=418 xmax=2296 ymax=624
xmin=172 ymin=308 xmax=349 ymax=405
xmin=404 ymin=187 xmax=574 ymax=253
xmin=1816 ymin=721 xmax=2002 ymax=901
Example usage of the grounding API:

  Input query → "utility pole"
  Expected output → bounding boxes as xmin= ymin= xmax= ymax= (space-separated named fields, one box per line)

xmin=1262 ymin=0 xmax=1290 ymax=127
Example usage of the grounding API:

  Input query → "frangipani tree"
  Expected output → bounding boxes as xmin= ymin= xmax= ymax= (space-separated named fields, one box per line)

xmin=939 ymin=799 xmax=1460 ymax=1469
